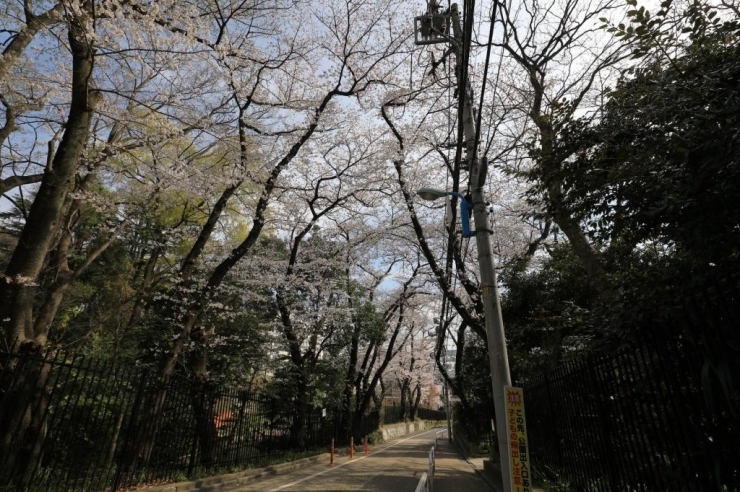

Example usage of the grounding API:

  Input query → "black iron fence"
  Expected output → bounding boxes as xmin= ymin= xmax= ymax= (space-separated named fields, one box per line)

xmin=523 ymin=330 xmax=740 ymax=491
xmin=0 ymin=348 xmax=443 ymax=491
xmin=379 ymin=404 xmax=446 ymax=425
xmin=416 ymin=407 xmax=447 ymax=422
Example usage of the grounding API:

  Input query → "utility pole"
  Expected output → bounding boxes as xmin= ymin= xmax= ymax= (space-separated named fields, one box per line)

xmin=442 ymin=344 xmax=453 ymax=442
xmin=415 ymin=4 xmax=513 ymax=491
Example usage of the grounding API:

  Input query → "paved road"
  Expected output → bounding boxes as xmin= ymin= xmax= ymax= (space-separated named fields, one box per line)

xmin=224 ymin=428 xmax=493 ymax=492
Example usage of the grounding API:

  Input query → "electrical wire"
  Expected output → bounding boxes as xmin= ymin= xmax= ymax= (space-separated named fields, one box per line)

xmin=457 ymin=0 xmax=476 ymax=265
xmin=436 ymin=0 xmax=455 ymax=373
xmin=484 ymin=46 xmax=505 ymax=158
xmin=473 ymin=0 xmax=499 ymax=162
xmin=453 ymin=0 xmax=476 ymax=168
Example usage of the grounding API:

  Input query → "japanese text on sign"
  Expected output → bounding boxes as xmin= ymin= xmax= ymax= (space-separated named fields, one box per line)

xmin=504 ymin=386 xmax=531 ymax=492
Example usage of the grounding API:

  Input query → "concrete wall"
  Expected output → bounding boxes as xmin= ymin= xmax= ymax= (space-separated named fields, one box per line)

xmin=379 ymin=420 xmax=444 ymax=441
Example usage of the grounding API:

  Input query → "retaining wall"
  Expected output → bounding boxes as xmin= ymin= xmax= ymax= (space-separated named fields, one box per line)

xmin=379 ymin=420 xmax=444 ymax=441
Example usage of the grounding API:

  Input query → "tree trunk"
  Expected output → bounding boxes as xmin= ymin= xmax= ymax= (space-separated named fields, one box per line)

xmin=104 ymin=410 xmax=126 ymax=471
xmin=531 ymin=75 xmax=611 ymax=297
xmin=0 ymin=5 xmax=96 ymax=348
xmin=343 ymin=325 xmax=360 ymax=440
xmin=399 ymin=379 xmax=409 ymax=421
xmin=127 ymin=315 xmax=197 ymax=473
xmin=0 ymin=350 xmax=53 ymax=487
xmin=190 ymin=345 xmax=217 ymax=470
xmin=125 ymin=246 xmax=161 ymax=336
xmin=409 ymin=383 xmax=421 ymax=421
xmin=291 ymin=371 xmax=309 ymax=449
xmin=190 ymin=327 xmax=218 ymax=469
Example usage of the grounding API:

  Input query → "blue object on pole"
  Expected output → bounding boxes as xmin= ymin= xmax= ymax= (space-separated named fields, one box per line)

xmin=416 ymin=188 xmax=476 ymax=238
xmin=444 ymin=191 xmax=475 ymax=238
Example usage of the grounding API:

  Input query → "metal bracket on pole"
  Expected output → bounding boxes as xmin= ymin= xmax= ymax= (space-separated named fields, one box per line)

xmin=414 ymin=0 xmax=450 ymax=45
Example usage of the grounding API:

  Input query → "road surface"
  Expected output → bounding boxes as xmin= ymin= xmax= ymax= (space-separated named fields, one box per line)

xmin=224 ymin=428 xmax=494 ymax=492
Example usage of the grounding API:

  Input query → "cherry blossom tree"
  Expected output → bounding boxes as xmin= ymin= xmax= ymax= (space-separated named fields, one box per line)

xmin=0 ymin=0 xmax=421 ymax=474
xmin=369 ymin=0 xmax=631 ymax=442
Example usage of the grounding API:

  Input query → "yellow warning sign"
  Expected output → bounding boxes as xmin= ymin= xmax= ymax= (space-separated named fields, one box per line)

xmin=504 ymin=386 xmax=531 ymax=492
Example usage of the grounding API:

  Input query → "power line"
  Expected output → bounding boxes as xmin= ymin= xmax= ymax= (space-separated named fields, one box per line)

xmin=474 ymin=0 xmax=499 ymax=162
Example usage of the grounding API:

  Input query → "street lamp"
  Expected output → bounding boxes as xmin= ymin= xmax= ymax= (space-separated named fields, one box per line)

xmin=416 ymin=188 xmax=475 ymax=238
xmin=418 ymin=184 xmax=513 ymax=490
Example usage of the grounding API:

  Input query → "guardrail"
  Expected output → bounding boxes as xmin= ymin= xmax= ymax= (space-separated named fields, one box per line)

xmin=435 ymin=429 xmax=447 ymax=447
xmin=414 ymin=428 xmax=449 ymax=492
xmin=415 ymin=472 xmax=428 ymax=492
xmin=415 ymin=442 xmax=437 ymax=492
xmin=428 ymin=446 xmax=435 ymax=492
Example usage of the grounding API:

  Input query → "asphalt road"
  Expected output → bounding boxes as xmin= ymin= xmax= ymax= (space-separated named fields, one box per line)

xmin=224 ymin=428 xmax=494 ymax=492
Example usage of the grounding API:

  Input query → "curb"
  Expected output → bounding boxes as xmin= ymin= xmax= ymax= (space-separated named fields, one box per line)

xmin=458 ymin=450 xmax=544 ymax=492
xmin=134 ymin=421 xmax=442 ymax=491
xmin=450 ymin=439 xmax=502 ymax=492
xmin=472 ymin=467 xmax=503 ymax=492
xmin=136 ymin=452 xmax=329 ymax=492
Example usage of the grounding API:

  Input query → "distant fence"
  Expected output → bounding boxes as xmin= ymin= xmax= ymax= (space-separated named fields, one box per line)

xmin=380 ymin=405 xmax=446 ymax=425
xmin=523 ymin=287 xmax=740 ymax=491
xmin=0 ymin=348 xmax=442 ymax=491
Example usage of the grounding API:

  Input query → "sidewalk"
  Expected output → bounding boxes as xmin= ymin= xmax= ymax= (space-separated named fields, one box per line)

xmin=466 ymin=456 xmax=504 ymax=492
xmin=463 ymin=452 xmax=545 ymax=492
xmin=432 ymin=436 xmax=495 ymax=492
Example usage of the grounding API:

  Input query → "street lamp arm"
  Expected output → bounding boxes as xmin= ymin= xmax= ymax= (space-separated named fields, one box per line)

xmin=416 ymin=188 xmax=475 ymax=237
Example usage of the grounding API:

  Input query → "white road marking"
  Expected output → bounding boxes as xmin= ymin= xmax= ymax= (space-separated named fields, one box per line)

xmin=267 ymin=428 xmax=441 ymax=492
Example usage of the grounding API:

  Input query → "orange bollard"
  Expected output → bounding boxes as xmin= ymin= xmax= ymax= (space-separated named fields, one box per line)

xmin=350 ymin=436 xmax=354 ymax=459
xmin=330 ymin=438 xmax=335 ymax=466
xmin=364 ymin=434 xmax=368 ymax=455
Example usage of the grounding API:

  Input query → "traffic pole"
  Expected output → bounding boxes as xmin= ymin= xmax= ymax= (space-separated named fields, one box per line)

xmin=350 ymin=436 xmax=354 ymax=459
xmin=330 ymin=438 xmax=334 ymax=466
xmin=364 ymin=435 xmax=368 ymax=455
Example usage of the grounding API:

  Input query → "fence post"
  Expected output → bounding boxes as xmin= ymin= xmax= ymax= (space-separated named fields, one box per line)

xmin=543 ymin=372 xmax=564 ymax=470
xmin=428 ymin=445 xmax=434 ymax=492
xmin=112 ymin=371 xmax=148 ymax=491
xmin=590 ymin=361 xmax=621 ymax=490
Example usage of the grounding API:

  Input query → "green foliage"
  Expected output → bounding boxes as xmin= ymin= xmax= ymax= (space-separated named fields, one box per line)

xmin=501 ymin=246 xmax=606 ymax=382
xmin=367 ymin=430 xmax=382 ymax=444
xmin=519 ymin=0 xmax=740 ymax=330
xmin=49 ymin=239 xmax=138 ymax=354
xmin=452 ymin=336 xmax=495 ymax=447
xmin=601 ymin=0 xmax=740 ymax=60
xmin=196 ymin=310 xmax=272 ymax=389
xmin=534 ymin=469 xmax=577 ymax=492
xmin=567 ymin=2 xmax=740 ymax=273
xmin=502 ymin=5 xmax=740 ymax=487
xmin=355 ymin=300 xmax=386 ymax=345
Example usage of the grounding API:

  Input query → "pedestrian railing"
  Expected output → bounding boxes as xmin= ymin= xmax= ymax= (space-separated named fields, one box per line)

xmin=415 ymin=443 xmax=436 ymax=492
xmin=434 ymin=428 xmax=447 ymax=447
xmin=415 ymin=473 xmax=428 ymax=492
xmin=428 ymin=445 xmax=435 ymax=492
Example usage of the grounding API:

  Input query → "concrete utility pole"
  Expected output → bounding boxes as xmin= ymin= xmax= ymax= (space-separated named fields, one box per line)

xmin=442 ymin=345 xmax=453 ymax=442
xmin=415 ymin=3 xmax=513 ymax=491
